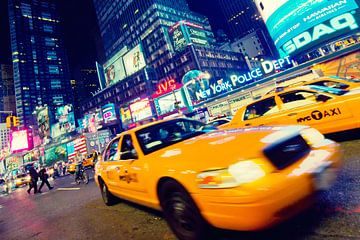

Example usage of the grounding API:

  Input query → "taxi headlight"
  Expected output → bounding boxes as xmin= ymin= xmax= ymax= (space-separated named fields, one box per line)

xmin=300 ymin=128 xmax=325 ymax=146
xmin=197 ymin=161 xmax=265 ymax=189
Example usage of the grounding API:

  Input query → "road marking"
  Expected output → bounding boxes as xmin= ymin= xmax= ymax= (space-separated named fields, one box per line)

xmin=0 ymin=204 xmax=3 ymax=209
xmin=56 ymin=187 xmax=80 ymax=191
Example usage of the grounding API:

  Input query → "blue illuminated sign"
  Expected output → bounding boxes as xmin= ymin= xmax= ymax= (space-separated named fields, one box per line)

xmin=265 ymin=0 xmax=360 ymax=56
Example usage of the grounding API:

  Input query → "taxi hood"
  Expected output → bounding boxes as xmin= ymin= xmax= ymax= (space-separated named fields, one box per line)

xmin=150 ymin=125 xmax=308 ymax=168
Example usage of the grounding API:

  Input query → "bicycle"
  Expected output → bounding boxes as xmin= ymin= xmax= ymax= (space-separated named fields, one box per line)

xmin=75 ymin=165 xmax=89 ymax=185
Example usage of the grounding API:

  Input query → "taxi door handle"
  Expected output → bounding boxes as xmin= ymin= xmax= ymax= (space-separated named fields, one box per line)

xmin=245 ymin=123 xmax=251 ymax=126
xmin=288 ymin=113 xmax=297 ymax=116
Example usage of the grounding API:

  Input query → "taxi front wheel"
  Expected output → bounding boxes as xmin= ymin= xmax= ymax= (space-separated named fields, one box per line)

xmin=159 ymin=180 xmax=212 ymax=240
xmin=100 ymin=180 xmax=116 ymax=206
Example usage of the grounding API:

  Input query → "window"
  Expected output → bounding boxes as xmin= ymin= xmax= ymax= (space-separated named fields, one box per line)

xmin=279 ymin=90 xmax=328 ymax=110
xmin=307 ymin=80 xmax=349 ymax=90
xmin=103 ymin=137 xmax=120 ymax=161
xmin=136 ymin=119 xmax=205 ymax=155
xmin=120 ymin=135 xmax=137 ymax=160
xmin=244 ymin=97 xmax=278 ymax=120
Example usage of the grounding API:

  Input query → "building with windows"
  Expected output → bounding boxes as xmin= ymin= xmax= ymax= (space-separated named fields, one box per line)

xmin=0 ymin=64 xmax=16 ymax=123
xmin=72 ymin=65 xmax=100 ymax=118
xmin=8 ymin=0 xmax=73 ymax=126
xmin=0 ymin=123 xmax=11 ymax=150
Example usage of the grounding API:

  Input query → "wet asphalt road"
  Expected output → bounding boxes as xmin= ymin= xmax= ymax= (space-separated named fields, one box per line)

xmin=0 ymin=139 xmax=359 ymax=240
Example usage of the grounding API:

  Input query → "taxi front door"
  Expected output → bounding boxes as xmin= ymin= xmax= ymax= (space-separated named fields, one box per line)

xmin=116 ymin=134 xmax=149 ymax=203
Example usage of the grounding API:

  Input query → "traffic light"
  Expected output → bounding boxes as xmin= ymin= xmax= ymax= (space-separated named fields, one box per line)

xmin=6 ymin=116 xmax=12 ymax=128
xmin=5 ymin=116 xmax=20 ymax=128
xmin=13 ymin=116 xmax=20 ymax=127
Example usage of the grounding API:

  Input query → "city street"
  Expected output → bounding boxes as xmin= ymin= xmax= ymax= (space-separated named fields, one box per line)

xmin=1 ymin=137 xmax=360 ymax=240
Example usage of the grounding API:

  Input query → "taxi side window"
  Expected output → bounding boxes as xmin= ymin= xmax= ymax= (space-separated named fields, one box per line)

xmin=280 ymin=90 xmax=319 ymax=110
xmin=120 ymin=135 xmax=138 ymax=160
xmin=243 ymin=97 xmax=278 ymax=120
xmin=104 ymin=138 xmax=120 ymax=162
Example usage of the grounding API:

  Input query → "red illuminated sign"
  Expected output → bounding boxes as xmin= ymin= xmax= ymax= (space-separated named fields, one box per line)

xmin=153 ymin=79 xmax=182 ymax=98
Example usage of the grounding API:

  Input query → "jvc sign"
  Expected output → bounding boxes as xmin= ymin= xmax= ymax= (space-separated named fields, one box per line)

xmin=281 ymin=12 xmax=359 ymax=55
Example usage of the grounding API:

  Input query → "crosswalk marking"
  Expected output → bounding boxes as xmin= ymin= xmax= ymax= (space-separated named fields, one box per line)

xmin=56 ymin=187 xmax=81 ymax=191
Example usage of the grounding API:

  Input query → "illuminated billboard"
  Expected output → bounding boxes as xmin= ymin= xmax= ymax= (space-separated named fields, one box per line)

xmin=123 ymin=44 xmax=146 ymax=76
xmin=120 ymin=106 xmax=132 ymax=128
xmin=255 ymin=0 xmax=360 ymax=56
xmin=102 ymin=103 xmax=117 ymax=124
xmin=104 ymin=54 xmax=126 ymax=87
xmin=154 ymin=90 xmax=186 ymax=116
xmin=129 ymin=98 xmax=153 ymax=122
xmin=10 ymin=129 xmax=34 ymax=153
xmin=36 ymin=106 xmax=51 ymax=141
xmin=52 ymin=104 xmax=76 ymax=138
xmin=169 ymin=21 xmax=209 ymax=52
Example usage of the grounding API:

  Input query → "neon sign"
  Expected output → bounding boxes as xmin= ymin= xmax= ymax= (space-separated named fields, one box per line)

xmin=155 ymin=79 xmax=177 ymax=96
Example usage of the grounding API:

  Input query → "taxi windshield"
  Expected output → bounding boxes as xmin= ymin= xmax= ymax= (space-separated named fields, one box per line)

xmin=307 ymin=85 xmax=349 ymax=96
xmin=136 ymin=119 xmax=206 ymax=155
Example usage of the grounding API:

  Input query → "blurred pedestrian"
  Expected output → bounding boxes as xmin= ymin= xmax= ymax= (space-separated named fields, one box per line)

xmin=58 ymin=162 xmax=63 ymax=177
xmin=63 ymin=163 xmax=67 ymax=176
xmin=38 ymin=166 xmax=53 ymax=193
xmin=27 ymin=166 xmax=39 ymax=194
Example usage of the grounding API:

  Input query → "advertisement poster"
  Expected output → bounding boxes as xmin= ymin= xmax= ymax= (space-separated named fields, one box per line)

xmin=44 ymin=144 xmax=67 ymax=166
xmin=10 ymin=129 xmax=33 ymax=153
xmin=129 ymin=98 xmax=153 ymax=122
xmin=123 ymin=44 xmax=146 ymax=76
xmin=102 ymin=103 xmax=117 ymax=124
xmin=36 ymin=106 xmax=51 ymax=141
xmin=67 ymin=136 xmax=87 ymax=162
xmin=104 ymin=55 xmax=126 ymax=87
xmin=154 ymin=90 xmax=185 ymax=116
xmin=120 ymin=106 xmax=132 ymax=128
xmin=257 ymin=0 xmax=360 ymax=55
xmin=181 ymin=70 xmax=211 ymax=105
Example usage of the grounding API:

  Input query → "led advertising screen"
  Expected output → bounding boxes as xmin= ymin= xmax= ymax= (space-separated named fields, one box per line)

xmin=104 ymin=55 xmax=126 ymax=87
xmin=52 ymin=104 xmax=76 ymax=138
xmin=154 ymin=90 xmax=185 ymax=116
xmin=169 ymin=23 xmax=187 ymax=51
xmin=101 ymin=103 xmax=117 ymax=124
xmin=10 ymin=129 xmax=34 ymax=153
xmin=36 ymin=106 xmax=51 ymax=140
xmin=256 ymin=0 xmax=360 ymax=56
xmin=120 ymin=106 xmax=132 ymax=128
xmin=123 ymin=44 xmax=146 ymax=76
xmin=129 ymin=98 xmax=153 ymax=122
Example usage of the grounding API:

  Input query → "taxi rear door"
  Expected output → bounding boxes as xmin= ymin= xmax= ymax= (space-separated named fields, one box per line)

xmin=277 ymin=89 xmax=354 ymax=133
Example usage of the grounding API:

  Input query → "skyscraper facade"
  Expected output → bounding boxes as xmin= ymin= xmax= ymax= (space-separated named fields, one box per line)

xmin=0 ymin=64 xmax=16 ymax=122
xmin=8 ymin=0 xmax=73 ymax=126
xmin=217 ymin=0 xmax=277 ymax=57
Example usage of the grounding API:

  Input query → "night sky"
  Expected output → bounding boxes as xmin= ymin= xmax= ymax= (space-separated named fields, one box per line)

xmin=0 ymin=0 xmax=224 ymax=72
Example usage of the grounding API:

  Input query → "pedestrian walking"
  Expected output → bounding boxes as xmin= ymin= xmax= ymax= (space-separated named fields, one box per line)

xmin=27 ymin=166 xmax=39 ymax=194
xmin=38 ymin=166 xmax=54 ymax=193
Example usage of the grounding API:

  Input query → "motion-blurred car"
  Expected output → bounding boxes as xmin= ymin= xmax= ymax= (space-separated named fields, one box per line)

xmin=95 ymin=118 xmax=340 ymax=240
xmin=68 ymin=153 xmax=96 ymax=174
xmin=229 ymin=85 xmax=360 ymax=134
xmin=14 ymin=173 xmax=31 ymax=188
xmin=265 ymin=76 xmax=360 ymax=96
xmin=206 ymin=116 xmax=232 ymax=129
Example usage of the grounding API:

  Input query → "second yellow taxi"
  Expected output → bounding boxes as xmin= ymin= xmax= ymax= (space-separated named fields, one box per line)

xmin=229 ymin=85 xmax=360 ymax=134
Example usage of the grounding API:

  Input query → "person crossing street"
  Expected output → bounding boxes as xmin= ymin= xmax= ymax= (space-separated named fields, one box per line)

xmin=38 ymin=166 xmax=54 ymax=193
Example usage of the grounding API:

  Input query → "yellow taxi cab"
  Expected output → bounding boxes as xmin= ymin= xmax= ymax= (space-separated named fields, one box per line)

xmin=229 ymin=85 xmax=360 ymax=135
xmin=95 ymin=118 xmax=341 ymax=240
xmin=67 ymin=154 xmax=96 ymax=174
xmin=14 ymin=173 xmax=31 ymax=188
